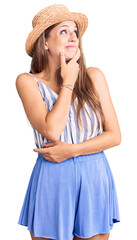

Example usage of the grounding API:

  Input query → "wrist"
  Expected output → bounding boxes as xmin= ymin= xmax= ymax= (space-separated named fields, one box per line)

xmin=71 ymin=143 xmax=80 ymax=157
xmin=61 ymin=85 xmax=73 ymax=91
xmin=60 ymin=85 xmax=73 ymax=94
xmin=63 ymin=79 xmax=75 ymax=87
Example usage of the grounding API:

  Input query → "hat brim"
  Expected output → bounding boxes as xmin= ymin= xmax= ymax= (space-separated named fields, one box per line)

xmin=25 ymin=12 xmax=88 ymax=57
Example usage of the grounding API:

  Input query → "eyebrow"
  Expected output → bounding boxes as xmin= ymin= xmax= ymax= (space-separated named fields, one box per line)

xmin=58 ymin=24 xmax=77 ymax=30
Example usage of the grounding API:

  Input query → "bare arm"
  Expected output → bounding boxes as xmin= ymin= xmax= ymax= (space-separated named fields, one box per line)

xmin=71 ymin=67 xmax=122 ymax=156
xmin=16 ymin=73 xmax=73 ymax=141
xmin=45 ymin=49 xmax=80 ymax=140
xmin=16 ymin=48 xmax=80 ymax=142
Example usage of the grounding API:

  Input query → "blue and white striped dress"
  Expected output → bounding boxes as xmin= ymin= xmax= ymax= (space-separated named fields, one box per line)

xmin=28 ymin=73 xmax=103 ymax=148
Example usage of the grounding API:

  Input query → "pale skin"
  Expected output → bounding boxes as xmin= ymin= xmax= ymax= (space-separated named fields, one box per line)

xmin=16 ymin=21 xmax=121 ymax=240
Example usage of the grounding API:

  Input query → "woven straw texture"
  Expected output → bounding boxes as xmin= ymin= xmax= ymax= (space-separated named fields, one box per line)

xmin=25 ymin=4 xmax=88 ymax=57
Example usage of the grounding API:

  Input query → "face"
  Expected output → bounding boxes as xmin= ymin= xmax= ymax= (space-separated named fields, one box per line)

xmin=45 ymin=21 xmax=79 ymax=61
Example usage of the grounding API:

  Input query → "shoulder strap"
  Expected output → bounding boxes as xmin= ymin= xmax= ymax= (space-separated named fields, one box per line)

xmin=28 ymin=72 xmax=45 ymax=101
xmin=28 ymin=72 xmax=50 ymax=110
xmin=28 ymin=73 xmax=38 ymax=82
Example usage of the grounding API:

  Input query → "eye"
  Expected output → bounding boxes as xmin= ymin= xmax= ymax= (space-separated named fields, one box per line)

xmin=74 ymin=30 xmax=78 ymax=37
xmin=60 ymin=29 xmax=67 ymax=34
xmin=60 ymin=29 xmax=78 ymax=37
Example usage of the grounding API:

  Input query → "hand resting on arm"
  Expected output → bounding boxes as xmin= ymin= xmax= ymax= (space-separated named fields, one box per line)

xmin=33 ymin=67 xmax=122 ymax=163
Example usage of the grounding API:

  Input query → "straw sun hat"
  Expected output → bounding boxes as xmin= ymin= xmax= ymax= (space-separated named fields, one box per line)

xmin=25 ymin=4 xmax=88 ymax=57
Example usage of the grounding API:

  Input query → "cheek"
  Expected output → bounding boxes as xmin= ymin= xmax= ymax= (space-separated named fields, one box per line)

xmin=51 ymin=36 xmax=66 ymax=50
xmin=64 ymin=49 xmax=77 ymax=61
xmin=54 ymin=38 xmax=67 ymax=54
xmin=54 ymin=33 xmax=66 ymax=43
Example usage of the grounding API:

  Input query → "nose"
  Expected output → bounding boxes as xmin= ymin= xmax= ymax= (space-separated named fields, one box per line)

xmin=68 ymin=31 xmax=77 ymax=42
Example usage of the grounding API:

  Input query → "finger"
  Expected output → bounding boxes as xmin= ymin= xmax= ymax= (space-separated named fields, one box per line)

xmin=71 ymin=48 xmax=80 ymax=62
xmin=42 ymin=153 xmax=55 ymax=162
xmin=43 ymin=142 xmax=55 ymax=148
xmin=33 ymin=148 xmax=48 ymax=153
xmin=60 ymin=52 xmax=66 ymax=66
xmin=43 ymin=141 xmax=56 ymax=145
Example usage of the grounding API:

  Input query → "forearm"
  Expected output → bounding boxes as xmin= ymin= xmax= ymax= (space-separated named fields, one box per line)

xmin=71 ymin=131 xmax=121 ymax=157
xmin=45 ymin=81 xmax=73 ymax=140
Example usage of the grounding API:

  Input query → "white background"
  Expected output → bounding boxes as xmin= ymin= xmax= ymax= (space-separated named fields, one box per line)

xmin=0 ymin=0 xmax=137 ymax=239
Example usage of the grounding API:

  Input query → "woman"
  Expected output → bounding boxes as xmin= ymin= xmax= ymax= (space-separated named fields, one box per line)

xmin=16 ymin=4 xmax=121 ymax=240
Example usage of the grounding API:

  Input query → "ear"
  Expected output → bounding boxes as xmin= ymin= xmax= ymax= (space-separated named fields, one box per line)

xmin=44 ymin=39 xmax=48 ymax=50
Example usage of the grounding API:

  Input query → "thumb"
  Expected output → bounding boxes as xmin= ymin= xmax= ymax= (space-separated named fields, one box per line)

xmin=43 ymin=142 xmax=56 ymax=147
xmin=60 ymin=52 xmax=66 ymax=66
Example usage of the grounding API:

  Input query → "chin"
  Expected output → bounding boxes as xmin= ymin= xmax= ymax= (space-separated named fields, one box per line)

xmin=65 ymin=53 xmax=76 ymax=61
xmin=65 ymin=56 xmax=72 ymax=61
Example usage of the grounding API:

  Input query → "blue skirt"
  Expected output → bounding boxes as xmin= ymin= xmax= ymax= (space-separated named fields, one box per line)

xmin=18 ymin=151 xmax=120 ymax=240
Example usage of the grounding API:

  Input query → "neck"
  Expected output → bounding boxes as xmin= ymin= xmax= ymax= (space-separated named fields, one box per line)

xmin=41 ymin=55 xmax=60 ymax=85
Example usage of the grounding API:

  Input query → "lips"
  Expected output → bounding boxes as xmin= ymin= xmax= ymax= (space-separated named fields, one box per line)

xmin=66 ymin=45 xmax=76 ymax=48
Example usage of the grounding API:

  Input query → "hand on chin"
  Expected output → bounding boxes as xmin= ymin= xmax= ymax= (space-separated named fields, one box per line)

xmin=64 ymin=53 xmax=75 ymax=62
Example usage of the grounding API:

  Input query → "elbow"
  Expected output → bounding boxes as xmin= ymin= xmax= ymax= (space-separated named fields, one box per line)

xmin=43 ymin=128 xmax=60 ymax=142
xmin=114 ymin=132 xmax=122 ymax=146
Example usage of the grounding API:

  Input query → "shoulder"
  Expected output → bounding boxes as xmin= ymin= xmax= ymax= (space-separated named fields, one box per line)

xmin=86 ymin=67 xmax=109 ymax=96
xmin=87 ymin=67 xmax=107 ymax=86
xmin=16 ymin=72 xmax=33 ymax=84
xmin=16 ymin=72 xmax=37 ymax=93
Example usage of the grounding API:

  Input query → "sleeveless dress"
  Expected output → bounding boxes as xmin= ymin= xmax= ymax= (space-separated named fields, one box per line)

xmin=18 ymin=73 xmax=120 ymax=240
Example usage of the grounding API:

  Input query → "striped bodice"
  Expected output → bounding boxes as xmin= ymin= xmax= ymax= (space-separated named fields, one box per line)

xmin=28 ymin=73 xmax=103 ymax=148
